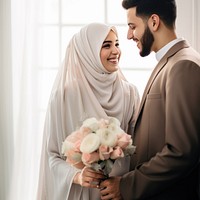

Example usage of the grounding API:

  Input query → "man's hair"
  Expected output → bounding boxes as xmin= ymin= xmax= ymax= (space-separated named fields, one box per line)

xmin=122 ymin=0 xmax=177 ymax=29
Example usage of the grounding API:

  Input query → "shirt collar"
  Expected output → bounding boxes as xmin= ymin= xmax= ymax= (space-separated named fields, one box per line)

xmin=155 ymin=38 xmax=184 ymax=61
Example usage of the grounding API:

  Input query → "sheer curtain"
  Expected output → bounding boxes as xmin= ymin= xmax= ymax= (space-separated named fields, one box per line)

xmin=9 ymin=0 xmax=42 ymax=199
xmin=1 ymin=0 xmax=199 ymax=199
xmin=0 ymin=0 xmax=13 ymax=199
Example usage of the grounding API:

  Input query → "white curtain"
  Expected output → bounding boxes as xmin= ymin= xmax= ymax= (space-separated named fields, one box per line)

xmin=0 ymin=0 xmax=13 ymax=199
xmin=1 ymin=0 xmax=199 ymax=200
xmin=8 ymin=0 xmax=42 ymax=199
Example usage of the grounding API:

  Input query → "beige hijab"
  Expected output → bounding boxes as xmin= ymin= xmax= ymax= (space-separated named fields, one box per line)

xmin=37 ymin=22 xmax=140 ymax=200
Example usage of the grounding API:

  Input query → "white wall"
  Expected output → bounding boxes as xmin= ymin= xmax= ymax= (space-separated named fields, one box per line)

xmin=176 ymin=0 xmax=200 ymax=53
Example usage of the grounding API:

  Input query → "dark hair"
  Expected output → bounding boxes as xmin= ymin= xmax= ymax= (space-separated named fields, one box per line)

xmin=122 ymin=0 xmax=177 ymax=28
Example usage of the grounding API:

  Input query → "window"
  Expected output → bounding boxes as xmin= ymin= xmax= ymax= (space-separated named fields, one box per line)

xmin=37 ymin=0 xmax=157 ymax=132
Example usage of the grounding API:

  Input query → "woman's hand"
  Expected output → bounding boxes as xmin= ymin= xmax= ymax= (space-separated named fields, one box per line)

xmin=100 ymin=176 xmax=122 ymax=200
xmin=73 ymin=166 xmax=106 ymax=188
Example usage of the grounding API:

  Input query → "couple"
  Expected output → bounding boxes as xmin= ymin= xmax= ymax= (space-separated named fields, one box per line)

xmin=37 ymin=0 xmax=200 ymax=199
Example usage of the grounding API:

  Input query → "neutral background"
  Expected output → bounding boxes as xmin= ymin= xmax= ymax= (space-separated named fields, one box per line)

xmin=0 ymin=0 xmax=199 ymax=199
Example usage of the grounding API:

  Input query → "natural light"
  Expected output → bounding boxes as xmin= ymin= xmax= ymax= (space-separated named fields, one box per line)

xmin=1 ymin=0 xmax=198 ymax=199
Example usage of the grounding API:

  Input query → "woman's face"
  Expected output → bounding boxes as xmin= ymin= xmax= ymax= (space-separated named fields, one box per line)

xmin=100 ymin=30 xmax=121 ymax=73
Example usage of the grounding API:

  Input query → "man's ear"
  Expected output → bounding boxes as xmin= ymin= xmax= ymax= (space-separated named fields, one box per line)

xmin=148 ymin=14 xmax=159 ymax=31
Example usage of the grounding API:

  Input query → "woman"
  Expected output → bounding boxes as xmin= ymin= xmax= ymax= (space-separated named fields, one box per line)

xmin=37 ymin=22 xmax=140 ymax=200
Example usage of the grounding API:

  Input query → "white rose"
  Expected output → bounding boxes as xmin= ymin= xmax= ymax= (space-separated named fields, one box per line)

xmin=62 ymin=140 xmax=74 ymax=155
xmin=80 ymin=133 xmax=100 ymax=153
xmin=82 ymin=117 xmax=99 ymax=132
xmin=108 ymin=123 xmax=124 ymax=135
xmin=108 ymin=117 xmax=121 ymax=126
xmin=96 ymin=128 xmax=117 ymax=147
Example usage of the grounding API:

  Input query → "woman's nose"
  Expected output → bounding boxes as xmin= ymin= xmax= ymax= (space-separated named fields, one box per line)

xmin=112 ymin=46 xmax=120 ymax=54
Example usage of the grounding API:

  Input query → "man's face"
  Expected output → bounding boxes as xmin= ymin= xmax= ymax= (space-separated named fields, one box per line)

xmin=127 ymin=7 xmax=154 ymax=57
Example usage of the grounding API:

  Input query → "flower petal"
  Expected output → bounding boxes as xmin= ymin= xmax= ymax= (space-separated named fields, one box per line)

xmin=80 ymin=133 xmax=100 ymax=153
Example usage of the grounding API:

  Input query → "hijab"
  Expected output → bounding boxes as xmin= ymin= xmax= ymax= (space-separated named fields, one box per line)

xmin=37 ymin=22 xmax=140 ymax=200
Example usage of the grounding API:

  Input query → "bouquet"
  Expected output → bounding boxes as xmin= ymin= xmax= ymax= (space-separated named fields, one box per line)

xmin=62 ymin=117 xmax=136 ymax=176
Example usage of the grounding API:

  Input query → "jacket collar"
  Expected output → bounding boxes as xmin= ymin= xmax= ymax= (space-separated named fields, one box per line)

xmin=135 ymin=40 xmax=190 ymax=127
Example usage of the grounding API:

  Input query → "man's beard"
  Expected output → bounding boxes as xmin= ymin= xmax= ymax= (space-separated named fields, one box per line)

xmin=140 ymin=25 xmax=154 ymax=57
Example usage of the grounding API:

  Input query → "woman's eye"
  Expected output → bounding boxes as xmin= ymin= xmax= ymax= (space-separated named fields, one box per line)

xmin=102 ymin=44 xmax=110 ymax=48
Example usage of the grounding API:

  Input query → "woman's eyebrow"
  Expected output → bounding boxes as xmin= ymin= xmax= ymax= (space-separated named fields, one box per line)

xmin=103 ymin=39 xmax=119 ymax=44
xmin=103 ymin=40 xmax=112 ymax=44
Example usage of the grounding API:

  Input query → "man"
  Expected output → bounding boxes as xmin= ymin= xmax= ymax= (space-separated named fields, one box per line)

xmin=100 ymin=0 xmax=200 ymax=199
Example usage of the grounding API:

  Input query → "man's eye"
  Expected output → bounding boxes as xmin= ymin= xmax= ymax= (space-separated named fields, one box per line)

xmin=129 ymin=25 xmax=135 ymax=30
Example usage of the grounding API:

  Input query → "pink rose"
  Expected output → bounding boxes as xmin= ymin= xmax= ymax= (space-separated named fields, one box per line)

xmin=63 ymin=128 xmax=92 ymax=153
xmin=65 ymin=130 xmax=81 ymax=143
xmin=66 ymin=127 xmax=91 ymax=143
xmin=79 ymin=126 xmax=92 ymax=138
xmin=99 ymin=145 xmax=113 ymax=160
xmin=110 ymin=146 xmax=124 ymax=159
xmin=74 ymin=140 xmax=81 ymax=152
xmin=117 ymin=133 xmax=132 ymax=149
xmin=82 ymin=152 xmax=100 ymax=165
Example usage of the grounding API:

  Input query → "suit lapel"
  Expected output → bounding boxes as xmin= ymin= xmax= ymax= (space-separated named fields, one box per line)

xmin=137 ymin=58 xmax=167 ymax=118
xmin=134 ymin=40 xmax=189 ymax=127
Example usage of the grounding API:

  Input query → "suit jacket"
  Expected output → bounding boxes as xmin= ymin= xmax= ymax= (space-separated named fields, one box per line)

xmin=120 ymin=40 xmax=200 ymax=200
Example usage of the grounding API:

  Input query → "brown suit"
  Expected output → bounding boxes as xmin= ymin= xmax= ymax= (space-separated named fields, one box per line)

xmin=120 ymin=40 xmax=200 ymax=200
